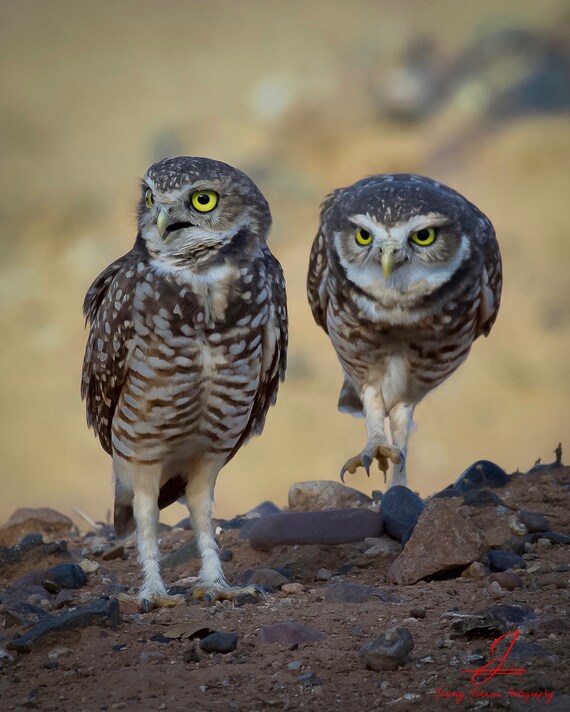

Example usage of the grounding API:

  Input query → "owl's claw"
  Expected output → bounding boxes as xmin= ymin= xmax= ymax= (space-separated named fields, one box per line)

xmin=192 ymin=582 xmax=265 ymax=605
xmin=138 ymin=593 xmax=185 ymax=613
xmin=341 ymin=444 xmax=402 ymax=483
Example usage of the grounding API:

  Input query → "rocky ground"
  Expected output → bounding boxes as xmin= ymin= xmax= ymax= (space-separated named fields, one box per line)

xmin=1 ymin=450 xmax=569 ymax=712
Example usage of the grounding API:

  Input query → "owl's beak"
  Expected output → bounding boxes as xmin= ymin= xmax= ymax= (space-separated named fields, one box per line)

xmin=156 ymin=208 xmax=170 ymax=239
xmin=381 ymin=246 xmax=396 ymax=279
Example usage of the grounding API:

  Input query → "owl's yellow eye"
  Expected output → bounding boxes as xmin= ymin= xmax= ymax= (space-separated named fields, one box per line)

xmin=410 ymin=227 xmax=437 ymax=246
xmin=145 ymin=190 xmax=155 ymax=209
xmin=190 ymin=190 xmax=219 ymax=213
xmin=355 ymin=227 xmax=373 ymax=246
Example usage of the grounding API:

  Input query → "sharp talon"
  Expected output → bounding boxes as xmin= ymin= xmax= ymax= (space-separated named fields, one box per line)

xmin=140 ymin=598 xmax=152 ymax=613
xmin=204 ymin=592 xmax=216 ymax=604
xmin=362 ymin=454 xmax=372 ymax=476
xmin=340 ymin=466 xmax=347 ymax=483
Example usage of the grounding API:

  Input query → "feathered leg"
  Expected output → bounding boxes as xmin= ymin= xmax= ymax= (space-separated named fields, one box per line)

xmin=388 ymin=403 xmax=415 ymax=487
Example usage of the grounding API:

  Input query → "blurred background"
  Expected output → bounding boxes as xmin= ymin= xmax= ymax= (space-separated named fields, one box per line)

xmin=1 ymin=0 xmax=569 ymax=527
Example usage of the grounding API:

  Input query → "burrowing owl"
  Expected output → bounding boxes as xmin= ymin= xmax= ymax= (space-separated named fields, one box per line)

xmin=82 ymin=156 xmax=287 ymax=608
xmin=307 ymin=174 xmax=501 ymax=487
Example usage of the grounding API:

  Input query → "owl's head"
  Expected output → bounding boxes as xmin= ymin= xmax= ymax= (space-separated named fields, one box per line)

xmin=138 ymin=156 xmax=271 ymax=266
xmin=324 ymin=174 xmax=487 ymax=301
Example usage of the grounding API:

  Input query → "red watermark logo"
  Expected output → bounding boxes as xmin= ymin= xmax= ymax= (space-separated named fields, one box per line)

xmin=433 ymin=630 xmax=555 ymax=705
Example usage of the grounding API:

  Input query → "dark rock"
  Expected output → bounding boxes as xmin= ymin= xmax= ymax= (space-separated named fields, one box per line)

xmin=247 ymin=568 xmax=290 ymax=591
xmin=232 ymin=593 xmax=259 ymax=607
xmin=488 ymin=572 xmax=524 ymax=591
xmin=432 ymin=486 xmax=462 ymax=499
xmin=409 ymin=608 xmax=427 ymax=619
xmin=199 ymin=632 xmax=238 ymax=654
xmin=400 ymin=526 xmax=414 ymax=545
xmin=19 ymin=533 xmax=44 ymax=547
xmin=454 ymin=460 xmax=508 ymax=492
xmin=4 ymin=602 xmax=49 ymax=628
xmin=389 ymin=500 xmax=483 ymax=585
xmin=532 ymin=614 xmax=568 ymax=635
xmin=257 ymin=622 xmax=326 ymax=646
xmin=524 ymin=531 xmax=570 ymax=546
xmin=217 ymin=516 xmax=248 ymax=530
xmin=380 ymin=486 xmax=425 ymax=541
xmin=161 ymin=541 xmax=199 ymax=569
xmin=149 ymin=634 xmax=172 ymax=645
xmin=325 ymin=582 xmax=396 ymax=604
xmin=538 ymin=573 xmax=568 ymax=589
xmin=486 ymin=550 xmax=526 ymax=572
xmin=220 ymin=550 xmax=233 ymax=562
xmin=7 ymin=597 xmax=120 ymax=653
xmin=297 ymin=671 xmax=322 ymax=687
xmin=518 ymin=510 xmax=550 ymax=533
xmin=42 ymin=563 xmax=87 ymax=592
xmin=248 ymin=509 xmax=382 ymax=551
xmin=0 ymin=539 xmax=69 ymax=571
xmin=101 ymin=545 xmax=125 ymax=561
xmin=244 ymin=501 xmax=280 ymax=519
xmin=174 ymin=517 xmax=191 ymax=530
xmin=53 ymin=590 xmax=74 ymax=610
xmin=358 ymin=628 xmax=414 ymax=671
xmin=509 ymin=641 xmax=548 ymax=661
xmin=463 ymin=490 xmax=505 ymax=507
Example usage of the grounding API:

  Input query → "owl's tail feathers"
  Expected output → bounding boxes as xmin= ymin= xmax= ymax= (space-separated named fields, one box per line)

xmin=338 ymin=376 xmax=364 ymax=417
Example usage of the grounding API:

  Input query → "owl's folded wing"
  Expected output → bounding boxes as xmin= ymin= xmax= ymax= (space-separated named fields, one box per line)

xmin=81 ymin=252 xmax=137 ymax=455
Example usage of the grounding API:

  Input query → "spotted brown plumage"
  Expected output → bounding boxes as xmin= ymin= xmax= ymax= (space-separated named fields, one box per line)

xmin=82 ymin=156 xmax=287 ymax=608
xmin=307 ymin=174 xmax=501 ymax=487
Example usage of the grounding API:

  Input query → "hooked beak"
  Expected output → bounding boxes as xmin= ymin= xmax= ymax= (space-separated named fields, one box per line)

xmin=381 ymin=245 xmax=396 ymax=279
xmin=156 ymin=207 xmax=170 ymax=239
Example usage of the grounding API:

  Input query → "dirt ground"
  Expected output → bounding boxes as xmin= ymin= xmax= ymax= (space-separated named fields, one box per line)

xmin=1 ymin=460 xmax=569 ymax=711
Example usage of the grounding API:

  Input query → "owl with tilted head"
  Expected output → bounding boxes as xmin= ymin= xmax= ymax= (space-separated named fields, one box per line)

xmin=82 ymin=156 xmax=287 ymax=609
xmin=307 ymin=174 xmax=501 ymax=487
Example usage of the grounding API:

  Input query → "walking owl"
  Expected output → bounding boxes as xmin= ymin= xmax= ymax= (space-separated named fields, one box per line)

xmin=82 ymin=156 xmax=287 ymax=609
xmin=307 ymin=174 xmax=501 ymax=487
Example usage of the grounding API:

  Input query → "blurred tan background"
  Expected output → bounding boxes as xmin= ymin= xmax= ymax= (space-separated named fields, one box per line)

xmin=1 ymin=0 xmax=569 ymax=528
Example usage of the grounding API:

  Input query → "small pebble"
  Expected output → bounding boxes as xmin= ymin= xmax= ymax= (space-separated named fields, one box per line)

xmin=199 ymin=632 xmax=238 ymax=654
xmin=297 ymin=671 xmax=322 ymax=687
xmin=78 ymin=559 xmax=99 ymax=574
xmin=101 ymin=545 xmax=125 ymax=561
xmin=315 ymin=568 xmax=332 ymax=581
xmin=461 ymin=561 xmax=486 ymax=580
xmin=409 ymin=608 xmax=427 ymax=619
xmin=287 ymin=660 xmax=302 ymax=670
xmin=508 ymin=515 xmax=527 ymax=535
xmin=282 ymin=583 xmax=304 ymax=595
xmin=518 ymin=510 xmax=550 ymax=533
xmin=182 ymin=644 xmax=200 ymax=663
xmin=488 ymin=572 xmax=524 ymax=591
xmin=488 ymin=580 xmax=504 ymax=598
xmin=486 ymin=550 xmax=526 ymax=572
xmin=359 ymin=628 xmax=414 ymax=671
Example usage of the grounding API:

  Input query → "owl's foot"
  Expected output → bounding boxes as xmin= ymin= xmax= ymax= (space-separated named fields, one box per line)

xmin=138 ymin=591 xmax=185 ymax=613
xmin=340 ymin=444 xmax=402 ymax=482
xmin=192 ymin=580 xmax=265 ymax=605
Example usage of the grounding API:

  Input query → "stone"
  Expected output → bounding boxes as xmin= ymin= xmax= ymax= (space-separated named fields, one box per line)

xmin=380 ymin=486 xmax=425 ymax=541
xmin=248 ymin=509 xmax=382 ymax=551
xmin=488 ymin=572 xmax=524 ymax=591
xmin=0 ymin=539 xmax=69 ymax=573
xmin=539 ymin=573 xmax=568 ymax=589
xmin=363 ymin=536 xmax=402 ymax=557
xmin=324 ymin=582 xmax=395 ymax=603
xmin=161 ymin=541 xmax=199 ymax=569
xmin=247 ymin=568 xmax=290 ymax=590
xmin=288 ymin=480 xmax=374 ymax=512
xmin=282 ymin=583 xmax=304 ymax=595
xmin=358 ymin=628 xmax=414 ymax=671
xmin=297 ymin=671 xmax=322 ymax=687
xmin=488 ymin=580 xmax=504 ymax=597
xmin=7 ymin=597 xmax=120 ymax=653
xmin=450 ymin=604 xmax=535 ymax=638
xmin=463 ymin=490 xmax=505 ymax=507
xmin=182 ymin=644 xmax=200 ymax=663
xmin=518 ymin=510 xmax=550 ymax=533
xmin=101 ymin=545 xmax=125 ymax=561
xmin=42 ymin=563 xmax=88 ymax=591
xmin=315 ymin=568 xmax=332 ymax=581
xmin=257 ymin=622 xmax=326 ymax=645
xmin=389 ymin=500 xmax=484 ymax=585
xmin=220 ymin=550 xmax=233 ymax=562
xmin=78 ymin=558 xmax=99 ymax=574
xmin=0 ymin=508 xmax=75 ymax=547
xmin=486 ymin=550 xmax=526 ymax=572
xmin=432 ymin=486 xmax=462 ymax=499
xmin=199 ymin=632 xmax=238 ymax=654
xmin=454 ymin=460 xmax=508 ymax=492
xmin=409 ymin=608 xmax=427 ymax=619
xmin=243 ymin=501 xmax=280 ymax=519
xmin=4 ymin=602 xmax=49 ymax=628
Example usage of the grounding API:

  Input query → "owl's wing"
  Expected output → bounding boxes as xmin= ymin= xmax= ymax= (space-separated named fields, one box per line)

xmin=226 ymin=252 xmax=288 ymax=462
xmin=81 ymin=250 xmax=137 ymax=455
xmin=476 ymin=223 xmax=503 ymax=338
xmin=307 ymin=191 xmax=338 ymax=334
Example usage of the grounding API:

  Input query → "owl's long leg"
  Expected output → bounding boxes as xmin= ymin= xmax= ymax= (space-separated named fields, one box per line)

xmin=131 ymin=465 xmax=171 ymax=611
xmin=388 ymin=403 xmax=415 ymax=488
xmin=186 ymin=462 xmax=260 ymax=603
xmin=341 ymin=386 xmax=401 ymax=482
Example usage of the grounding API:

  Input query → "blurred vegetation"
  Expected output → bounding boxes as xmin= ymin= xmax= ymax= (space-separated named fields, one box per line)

xmin=1 ymin=0 xmax=569 ymax=527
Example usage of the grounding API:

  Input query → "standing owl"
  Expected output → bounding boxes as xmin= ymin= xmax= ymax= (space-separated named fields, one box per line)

xmin=82 ymin=156 xmax=287 ymax=609
xmin=307 ymin=174 xmax=501 ymax=487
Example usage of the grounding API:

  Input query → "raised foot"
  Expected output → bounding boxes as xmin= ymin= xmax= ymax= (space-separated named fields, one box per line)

xmin=192 ymin=581 xmax=265 ymax=605
xmin=138 ymin=592 xmax=185 ymax=613
xmin=341 ymin=444 xmax=402 ymax=482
